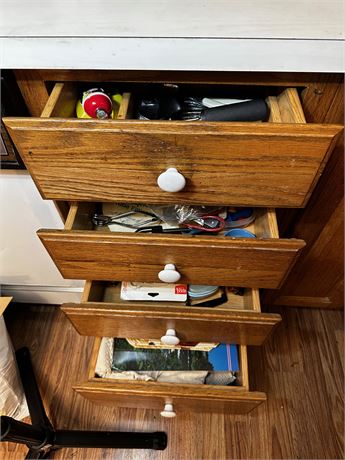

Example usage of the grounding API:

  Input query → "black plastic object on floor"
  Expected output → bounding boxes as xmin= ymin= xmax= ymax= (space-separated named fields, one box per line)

xmin=0 ymin=348 xmax=167 ymax=459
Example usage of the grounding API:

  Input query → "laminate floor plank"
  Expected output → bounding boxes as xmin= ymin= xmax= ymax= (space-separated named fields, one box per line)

xmin=1 ymin=304 xmax=343 ymax=460
xmin=250 ymin=307 xmax=344 ymax=459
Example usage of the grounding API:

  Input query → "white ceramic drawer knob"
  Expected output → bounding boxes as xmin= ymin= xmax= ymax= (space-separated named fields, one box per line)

xmin=160 ymin=403 xmax=176 ymax=418
xmin=158 ymin=264 xmax=181 ymax=283
xmin=161 ymin=329 xmax=180 ymax=346
xmin=157 ymin=168 xmax=186 ymax=193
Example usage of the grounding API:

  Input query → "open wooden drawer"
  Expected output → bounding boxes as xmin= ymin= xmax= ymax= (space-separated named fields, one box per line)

xmin=3 ymin=83 xmax=342 ymax=207
xmin=38 ymin=202 xmax=305 ymax=289
xmin=73 ymin=337 xmax=266 ymax=415
xmin=62 ymin=280 xmax=281 ymax=346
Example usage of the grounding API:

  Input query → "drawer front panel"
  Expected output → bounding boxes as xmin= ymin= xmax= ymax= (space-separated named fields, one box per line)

xmin=38 ymin=231 xmax=305 ymax=289
xmin=61 ymin=303 xmax=281 ymax=346
xmin=76 ymin=338 xmax=264 ymax=415
xmin=73 ymin=381 xmax=266 ymax=415
xmin=4 ymin=118 xmax=342 ymax=207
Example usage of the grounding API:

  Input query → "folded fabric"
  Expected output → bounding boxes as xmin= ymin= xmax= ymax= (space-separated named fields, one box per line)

xmin=96 ymin=369 xmax=208 ymax=385
xmin=140 ymin=371 xmax=208 ymax=384
xmin=205 ymin=372 xmax=236 ymax=385
xmin=96 ymin=370 xmax=154 ymax=382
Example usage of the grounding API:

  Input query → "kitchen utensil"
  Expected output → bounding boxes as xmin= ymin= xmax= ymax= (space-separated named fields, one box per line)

xmin=180 ymin=98 xmax=268 ymax=121
xmin=185 ymin=215 xmax=225 ymax=232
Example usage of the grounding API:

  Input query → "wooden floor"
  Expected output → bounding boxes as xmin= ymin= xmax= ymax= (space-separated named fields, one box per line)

xmin=1 ymin=304 xmax=343 ymax=460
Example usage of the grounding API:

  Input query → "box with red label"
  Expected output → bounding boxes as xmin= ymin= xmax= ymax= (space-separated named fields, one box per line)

xmin=120 ymin=282 xmax=187 ymax=302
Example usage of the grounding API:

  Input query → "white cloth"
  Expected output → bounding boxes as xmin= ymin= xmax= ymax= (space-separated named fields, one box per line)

xmin=0 ymin=317 xmax=29 ymax=419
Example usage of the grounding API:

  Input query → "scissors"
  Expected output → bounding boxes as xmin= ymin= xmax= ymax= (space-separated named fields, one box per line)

xmin=136 ymin=214 xmax=225 ymax=234
xmin=185 ymin=214 xmax=226 ymax=232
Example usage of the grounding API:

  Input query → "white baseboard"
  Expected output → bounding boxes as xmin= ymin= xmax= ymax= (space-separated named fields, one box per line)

xmin=0 ymin=284 xmax=85 ymax=304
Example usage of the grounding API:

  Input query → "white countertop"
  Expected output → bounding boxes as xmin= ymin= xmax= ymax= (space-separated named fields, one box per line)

xmin=0 ymin=0 xmax=344 ymax=72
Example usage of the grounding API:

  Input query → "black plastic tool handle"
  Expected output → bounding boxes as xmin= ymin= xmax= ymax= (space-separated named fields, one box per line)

xmin=200 ymin=99 xmax=268 ymax=121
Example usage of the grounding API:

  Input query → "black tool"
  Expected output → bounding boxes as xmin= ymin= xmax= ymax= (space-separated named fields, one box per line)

xmin=92 ymin=211 xmax=160 ymax=229
xmin=137 ymin=97 xmax=160 ymax=119
xmin=0 ymin=348 xmax=167 ymax=459
xmin=137 ymin=84 xmax=181 ymax=119
xmin=135 ymin=226 xmax=192 ymax=234
xmin=180 ymin=98 xmax=269 ymax=121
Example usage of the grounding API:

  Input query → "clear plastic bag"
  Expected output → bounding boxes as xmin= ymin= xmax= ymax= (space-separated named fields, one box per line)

xmin=148 ymin=205 xmax=224 ymax=226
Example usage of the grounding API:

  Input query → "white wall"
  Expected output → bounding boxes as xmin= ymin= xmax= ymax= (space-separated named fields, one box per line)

xmin=0 ymin=171 xmax=84 ymax=303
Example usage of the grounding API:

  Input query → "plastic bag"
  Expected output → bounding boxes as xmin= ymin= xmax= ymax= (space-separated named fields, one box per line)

xmin=148 ymin=205 xmax=224 ymax=226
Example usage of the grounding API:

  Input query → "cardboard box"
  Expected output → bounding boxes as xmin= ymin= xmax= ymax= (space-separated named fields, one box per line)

xmin=121 ymin=282 xmax=187 ymax=302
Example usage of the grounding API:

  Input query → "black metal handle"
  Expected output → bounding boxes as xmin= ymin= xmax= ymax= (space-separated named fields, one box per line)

xmin=54 ymin=430 xmax=168 ymax=450
xmin=0 ymin=416 xmax=48 ymax=447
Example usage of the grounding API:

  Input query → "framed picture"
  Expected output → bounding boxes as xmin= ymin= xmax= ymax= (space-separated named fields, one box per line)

xmin=1 ymin=70 xmax=28 ymax=169
xmin=112 ymin=339 xmax=239 ymax=372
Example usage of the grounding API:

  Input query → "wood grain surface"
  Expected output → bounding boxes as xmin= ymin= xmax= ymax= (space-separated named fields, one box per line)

xmin=40 ymin=82 xmax=78 ymax=118
xmin=269 ymin=75 xmax=344 ymax=308
xmin=4 ymin=117 xmax=342 ymax=207
xmin=0 ymin=297 xmax=12 ymax=316
xmin=275 ymin=198 xmax=344 ymax=305
xmin=276 ymin=88 xmax=306 ymax=123
xmin=62 ymin=286 xmax=282 ymax=345
xmin=37 ymin=229 xmax=305 ymax=289
xmin=13 ymin=70 xmax=49 ymax=117
xmin=75 ymin=339 xmax=265 ymax=415
xmin=1 ymin=304 xmax=343 ymax=459
xmin=28 ymin=70 xmax=338 ymax=86
xmin=74 ymin=382 xmax=266 ymax=416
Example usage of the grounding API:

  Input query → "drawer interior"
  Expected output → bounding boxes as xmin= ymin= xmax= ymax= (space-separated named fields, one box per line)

xmin=83 ymin=280 xmax=261 ymax=313
xmin=40 ymin=83 xmax=132 ymax=120
xmin=62 ymin=280 xmax=281 ymax=345
xmin=40 ymin=82 xmax=306 ymax=124
xmin=5 ymin=80 xmax=341 ymax=208
xmin=65 ymin=201 xmax=280 ymax=239
xmin=89 ymin=336 xmax=250 ymax=391
xmin=42 ymin=201 xmax=305 ymax=288
xmin=72 ymin=336 xmax=268 ymax=415
xmin=40 ymin=201 xmax=304 ymax=288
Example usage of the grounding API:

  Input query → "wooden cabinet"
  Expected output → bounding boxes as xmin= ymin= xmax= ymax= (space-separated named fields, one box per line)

xmin=268 ymin=75 xmax=344 ymax=308
xmin=62 ymin=281 xmax=281 ymax=346
xmin=38 ymin=203 xmax=304 ymax=289
xmin=5 ymin=70 xmax=344 ymax=417
xmin=4 ymin=84 xmax=342 ymax=207
xmin=73 ymin=338 xmax=266 ymax=415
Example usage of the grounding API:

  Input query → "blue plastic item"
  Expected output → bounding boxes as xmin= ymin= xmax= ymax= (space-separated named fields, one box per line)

xmin=225 ymin=228 xmax=256 ymax=238
xmin=225 ymin=207 xmax=255 ymax=228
